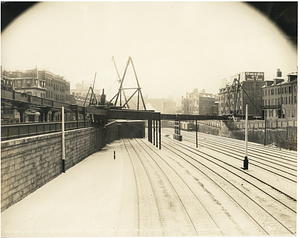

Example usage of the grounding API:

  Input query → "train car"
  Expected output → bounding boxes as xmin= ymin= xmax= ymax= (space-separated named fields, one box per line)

xmin=162 ymin=120 xmax=196 ymax=131
xmin=181 ymin=121 xmax=196 ymax=131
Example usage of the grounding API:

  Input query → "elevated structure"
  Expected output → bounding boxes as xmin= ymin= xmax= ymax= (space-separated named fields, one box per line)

xmin=109 ymin=57 xmax=146 ymax=110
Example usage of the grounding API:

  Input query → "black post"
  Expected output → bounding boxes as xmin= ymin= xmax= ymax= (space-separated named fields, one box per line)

xmin=156 ymin=120 xmax=158 ymax=147
xmin=159 ymin=117 xmax=161 ymax=150
xmin=196 ymin=119 xmax=198 ymax=148
xmin=243 ymin=156 xmax=248 ymax=170
xmin=44 ymin=110 xmax=48 ymax=122
xmin=19 ymin=110 xmax=24 ymax=123
xmin=62 ymin=159 xmax=65 ymax=173
xmin=148 ymin=119 xmax=152 ymax=143
xmin=153 ymin=120 xmax=155 ymax=145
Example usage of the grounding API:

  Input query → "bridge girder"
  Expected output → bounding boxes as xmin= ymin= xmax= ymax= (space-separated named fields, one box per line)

xmin=2 ymin=88 xmax=229 ymax=122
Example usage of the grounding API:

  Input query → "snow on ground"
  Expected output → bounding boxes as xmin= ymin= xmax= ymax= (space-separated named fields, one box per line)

xmin=1 ymin=140 xmax=138 ymax=237
xmin=1 ymin=133 xmax=297 ymax=237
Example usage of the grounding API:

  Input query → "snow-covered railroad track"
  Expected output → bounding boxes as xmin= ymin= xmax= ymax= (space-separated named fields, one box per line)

xmin=161 ymin=138 xmax=296 ymax=235
xmin=123 ymin=139 xmax=164 ymax=236
xmin=193 ymin=130 xmax=297 ymax=160
xmin=134 ymin=138 xmax=225 ymax=236
xmin=163 ymin=128 xmax=297 ymax=182
xmin=164 ymin=127 xmax=297 ymax=162
xmin=124 ymin=139 xmax=200 ymax=236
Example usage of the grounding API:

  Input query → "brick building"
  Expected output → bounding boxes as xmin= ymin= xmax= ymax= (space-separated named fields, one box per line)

xmin=3 ymin=68 xmax=73 ymax=103
xmin=262 ymin=69 xmax=297 ymax=120
xmin=218 ymin=72 xmax=265 ymax=117
xmin=181 ymin=89 xmax=217 ymax=116
xmin=4 ymin=68 xmax=46 ymax=98
xmin=1 ymin=68 xmax=75 ymax=122
xmin=38 ymin=69 xmax=74 ymax=103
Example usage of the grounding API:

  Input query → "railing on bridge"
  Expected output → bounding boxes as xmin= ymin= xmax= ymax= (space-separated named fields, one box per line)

xmin=1 ymin=120 xmax=93 ymax=141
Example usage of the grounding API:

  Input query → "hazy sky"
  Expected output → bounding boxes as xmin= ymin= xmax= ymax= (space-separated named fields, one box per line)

xmin=1 ymin=2 xmax=297 ymax=102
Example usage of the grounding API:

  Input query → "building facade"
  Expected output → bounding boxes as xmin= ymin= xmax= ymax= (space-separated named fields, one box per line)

xmin=4 ymin=68 xmax=46 ymax=98
xmin=218 ymin=71 xmax=265 ymax=117
xmin=181 ymin=89 xmax=217 ymax=116
xmin=1 ymin=68 xmax=75 ymax=122
xmin=262 ymin=70 xmax=297 ymax=120
xmin=38 ymin=69 xmax=73 ymax=103
xmin=3 ymin=68 xmax=73 ymax=103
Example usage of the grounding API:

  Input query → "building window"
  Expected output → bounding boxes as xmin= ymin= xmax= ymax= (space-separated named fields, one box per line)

xmin=268 ymin=99 xmax=270 ymax=105
xmin=271 ymin=99 xmax=274 ymax=105
xmin=275 ymin=98 xmax=277 ymax=105
xmin=294 ymin=96 xmax=297 ymax=104
xmin=271 ymin=89 xmax=274 ymax=95
xmin=289 ymin=86 xmax=292 ymax=93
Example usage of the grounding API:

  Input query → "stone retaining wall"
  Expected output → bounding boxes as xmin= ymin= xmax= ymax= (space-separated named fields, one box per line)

xmin=1 ymin=122 xmax=120 ymax=211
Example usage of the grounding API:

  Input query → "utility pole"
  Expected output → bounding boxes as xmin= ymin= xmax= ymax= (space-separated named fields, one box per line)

xmin=243 ymin=104 xmax=249 ymax=170
xmin=62 ymin=107 xmax=65 ymax=173
xmin=195 ymin=119 xmax=198 ymax=148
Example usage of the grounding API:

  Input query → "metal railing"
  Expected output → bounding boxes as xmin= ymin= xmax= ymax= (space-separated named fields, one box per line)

xmin=1 ymin=120 xmax=93 ymax=141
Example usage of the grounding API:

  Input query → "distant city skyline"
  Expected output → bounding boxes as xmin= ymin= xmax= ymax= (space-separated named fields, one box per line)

xmin=2 ymin=2 xmax=297 ymax=103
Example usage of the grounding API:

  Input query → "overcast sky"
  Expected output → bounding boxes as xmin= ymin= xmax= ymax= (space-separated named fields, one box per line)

xmin=1 ymin=2 xmax=297 ymax=102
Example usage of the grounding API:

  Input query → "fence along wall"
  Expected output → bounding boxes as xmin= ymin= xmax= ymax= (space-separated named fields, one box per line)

xmin=1 ymin=122 xmax=121 ymax=211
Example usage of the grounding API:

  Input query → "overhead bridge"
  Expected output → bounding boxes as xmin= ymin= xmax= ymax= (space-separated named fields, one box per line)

xmin=1 ymin=88 xmax=228 ymax=147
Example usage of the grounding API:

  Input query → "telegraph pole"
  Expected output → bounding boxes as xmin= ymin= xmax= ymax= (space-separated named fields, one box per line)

xmin=243 ymin=104 xmax=249 ymax=170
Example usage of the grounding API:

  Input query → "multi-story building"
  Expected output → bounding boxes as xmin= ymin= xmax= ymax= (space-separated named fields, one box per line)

xmin=262 ymin=69 xmax=297 ymax=120
xmin=218 ymin=71 xmax=265 ymax=117
xmin=38 ymin=69 xmax=74 ymax=103
xmin=2 ymin=68 xmax=75 ymax=122
xmin=181 ymin=89 xmax=217 ymax=116
xmin=5 ymin=68 xmax=46 ymax=98
xmin=3 ymin=67 xmax=73 ymax=103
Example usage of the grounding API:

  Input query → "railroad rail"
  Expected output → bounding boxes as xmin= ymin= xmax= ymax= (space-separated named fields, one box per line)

xmin=121 ymin=137 xmax=296 ymax=235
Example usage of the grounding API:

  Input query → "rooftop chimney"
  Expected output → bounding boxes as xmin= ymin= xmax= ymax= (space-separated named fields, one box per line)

xmin=276 ymin=69 xmax=282 ymax=77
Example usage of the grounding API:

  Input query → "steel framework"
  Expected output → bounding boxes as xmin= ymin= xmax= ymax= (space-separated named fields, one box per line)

xmin=109 ymin=57 xmax=147 ymax=110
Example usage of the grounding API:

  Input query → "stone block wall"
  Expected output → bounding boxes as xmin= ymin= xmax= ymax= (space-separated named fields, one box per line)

xmin=1 ymin=122 xmax=119 ymax=211
xmin=1 ymin=133 xmax=63 ymax=211
xmin=198 ymin=120 xmax=297 ymax=150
